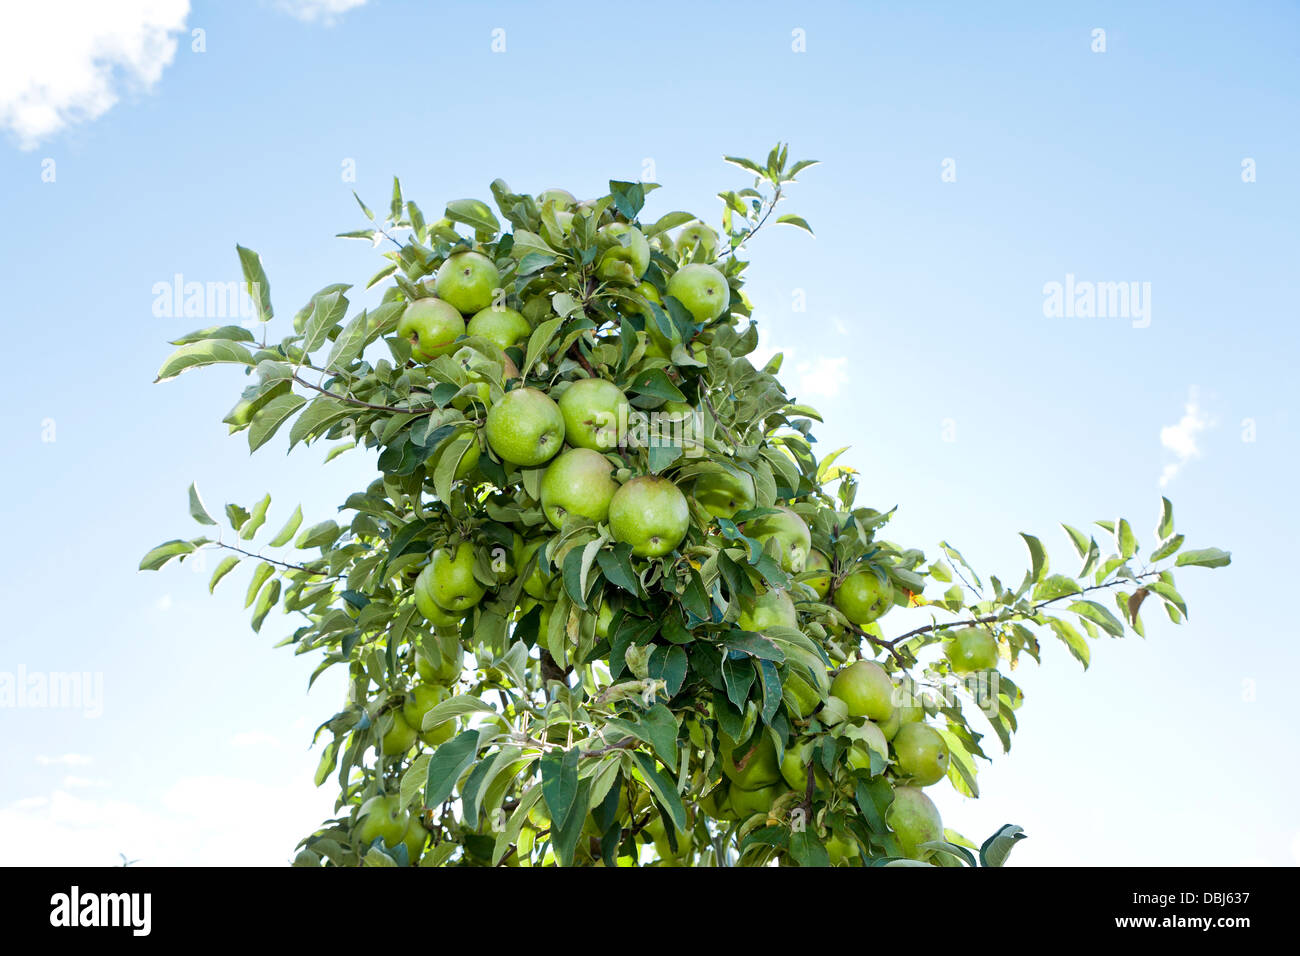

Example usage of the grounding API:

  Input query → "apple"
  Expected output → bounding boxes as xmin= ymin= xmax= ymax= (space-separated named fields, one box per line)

xmin=744 ymin=506 xmax=811 ymax=573
xmin=944 ymin=627 xmax=999 ymax=674
xmin=595 ymin=600 xmax=615 ymax=639
xmin=424 ymin=436 xmax=479 ymax=483
xmin=728 ymin=783 xmax=783 ymax=819
xmin=424 ymin=542 xmax=486 ymax=612
xmin=466 ymin=306 xmax=531 ymax=350
xmin=643 ymin=814 xmax=693 ymax=865
xmin=829 ymin=661 xmax=895 ymax=722
xmin=891 ymin=723 xmax=950 ymax=786
xmin=485 ymin=387 xmax=565 ymax=466
xmin=434 ymin=251 xmax=500 ymax=314
xmin=824 ymin=830 xmax=861 ymax=865
xmin=403 ymin=683 xmax=455 ymax=746
xmin=515 ymin=538 xmax=557 ymax=600
xmin=803 ymin=549 xmax=832 ymax=599
xmin=737 ymin=586 xmax=797 ymax=632
xmin=698 ymin=783 xmax=737 ymax=822
xmin=413 ymin=566 xmax=467 ymax=627
xmin=355 ymin=794 xmax=409 ymax=849
xmin=595 ymin=223 xmax=650 ymax=284
xmin=379 ymin=711 xmax=417 ymax=755
xmin=834 ymin=569 xmax=895 ymax=625
xmin=415 ymin=639 xmax=464 ymax=684
xmin=536 ymin=188 xmax=576 ymax=210
xmin=720 ymin=730 xmax=782 ymax=790
xmin=666 ymin=263 xmax=730 ymax=323
xmin=397 ymin=298 xmax=465 ymax=361
xmin=693 ymin=469 xmax=756 ymax=519
xmin=539 ymin=448 xmax=618 ymax=528
xmin=843 ymin=720 xmax=889 ymax=771
xmin=886 ymin=786 xmax=943 ymax=859
xmin=541 ymin=209 xmax=575 ymax=248
xmin=607 ymin=476 xmax=690 ymax=557
xmin=783 ymin=670 xmax=823 ymax=719
xmin=675 ymin=220 xmax=718 ymax=261
xmin=558 ymin=378 xmax=629 ymax=450
xmin=779 ymin=737 xmax=830 ymax=790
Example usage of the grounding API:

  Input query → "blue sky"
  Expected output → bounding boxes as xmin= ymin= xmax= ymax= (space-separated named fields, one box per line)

xmin=0 ymin=0 xmax=1295 ymax=866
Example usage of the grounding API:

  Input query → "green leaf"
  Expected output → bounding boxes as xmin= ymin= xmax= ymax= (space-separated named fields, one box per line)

xmin=155 ymin=340 xmax=255 ymax=382
xmin=208 ymin=555 xmax=239 ymax=593
xmin=138 ymin=540 xmax=194 ymax=571
xmin=632 ymin=752 xmax=686 ymax=832
xmin=1019 ymin=533 xmax=1047 ymax=583
xmin=1149 ymin=534 xmax=1184 ymax=562
xmin=326 ymin=309 xmax=369 ymax=370
xmin=1032 ymin=575 xmax=1081 ymax=602
xmin=425 ymin=730 xmax=482 ymax=807
xmin=187 ymin=483 xmax=216 ymax=526
xmin=288 ymin=396 xmax=355 ymax=449
xmin=978 ymin=824 xmax=1027 ymax=867
xmin=1068 ymin=600 xmax=1124 ymax=637
xmin=168 ymin=325 xmax=255 ymax=346
xmin=1061 ymin=524 xmax=1090 ymax=558
xmin=523 ymin=317 xmax=562 ymax=376
xmin=775 ymin=214 xmax=813 ymax=235
xmin=1046 ymin=616 xmax=1090 ymax=669
xmin=541 ymin=748 xmax=581 ymax=828
xmin=236 ymin=245 xmax=273 ymax=324
xmin=302 ymin=290 xmax=349 ymax=355
xmin=250 ymin=578 xmax=280 ymax=632
xmin=1148 ymin=580 xmax=1188 ymax=618
xmin=240 ymin=494 xmax=271 ymax=541
xmin=1117 ymin=519 xmax=1137 ymax=559
xmin=296 ymin=520 xmax=341 ymax=549
xmin=445 ymin=199 xmax=500 ymax=236
xmin=244 ymin=562 xmax=274 ymax=609
xmin=1156 ymin=497 xmax=1175 ymax=539
xmin=626 ymin=367 xmax=686 ymax=403
xmin=1175 ymin=548 xmax=1231 ymax=569
xmin=248 ymin=393 xmax=306 ymax=453
xmin=641 ymin=704 xmax=679 ymax=772
xmin=268 ymin=505 xmax=303 ymax=547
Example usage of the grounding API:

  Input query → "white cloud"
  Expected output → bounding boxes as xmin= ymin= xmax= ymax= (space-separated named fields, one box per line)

xmin=35 ymin=753 xmax=93 ymax=767
xmin=1158 ymin=388 xmax=1212 ymax=487
xmin=0 ymin=1 xmax=190 ymax=149
xmin=0 ymin=775 xmax=336 ymax=866
xmin=276 ymin=0 xmax=367 ymax=24
xmin=62 ymin=776 xmax=110 ymax=789
xmin=154 ymin=594 xmax=173 ymax=611
xmin=747 ymin=324 xmax=849 ymax=401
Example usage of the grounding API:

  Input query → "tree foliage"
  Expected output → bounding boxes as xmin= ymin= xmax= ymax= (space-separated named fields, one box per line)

xmin=143 ymin=146 xmax=1229 ymax=867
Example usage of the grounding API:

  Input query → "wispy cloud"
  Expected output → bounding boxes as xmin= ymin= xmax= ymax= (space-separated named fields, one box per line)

xmin=36 ymin=754 xmax=93 ymax=767
xmin=1159 ymin=387 xmax=1212 ymax=487
xmin=0 ymin=1 xmax=190 ymax=149
xmin=276 ymin=0 xmax=367 ymax=24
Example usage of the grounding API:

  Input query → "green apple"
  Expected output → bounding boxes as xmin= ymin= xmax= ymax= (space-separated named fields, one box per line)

xmin=891 ymin=723 xmax=950 ymax=786
xmin=434 ymin=250 xmax=500 ymax=314
xmin=675 ymin=220 xmax=718 ymax=261
xmin=415 ymin=639 xmax=464 ymax=684
xmin=944 ymin=627 xmax=999 ymax=674
xmin=536 ymin=188 xmax=576 ymax=210
xmin=779 ymin=737 xmax=831 ymax=790
xmin=558 ymin=378 xmax=629 ymax=450
xmin=401 ymin=816 xmax=427 ymax=865
xmin=485 ymin=387 xmax=565 ymax=466
xmin=379 ymin=711 xmax=417 ymax=755
xmin=466 ymin=306 xmax=531 ymax=350
xmin=424 ymin=435 xmax=479 ymax=482
xmin=595 ymin=223 xmax=650 ymax=284
xmin=397 ymin=298 xmax=465 ymax=361
xmin=608 ymin=476 xmax=690 ymax=557
xmin=829 ymin=661 xmax=895 ymax=722
xmin=824 ymin=830 xmax=861 ymax=865
xmin=356 ymin=794 xmax=409 ymax=848
xmin=413 ymin=566 xmax=467 ymax=627
xmin=886 ymin=786 xmax=943 ymax=859
xmin=539 ymin=448 xmax=618 ymax=528
xmin=744 ymin=506 xmax=811 ymax=573
xmin=404 ymin=683 xmax=455 ymax=747
xmin=803 ymin=549 xmax=832 ymax=599
xmin=783 ymin=670 xmax=823 ymax=719
xmin=834 ymin=569 xmax=895 ymax=625
xmin=541 ymin=209 xmax=575 ymax=248
xmin=643 ymin=813 xmax=693 ymax=865
xmin=844 ymin=720 xmax=889 ymax=771
xmin=728 ymin=783 xmax=783 ymax=818
xmin=720 ymin=729 xmax=782 ymax=790
xmin=595 ymin=600 xmax=615 ymax=640
xmin=424 ymin=542 xmax=486 ymax=612
xmin=737 ymin=587 xmax=797 ymax=632
xmin=515 ymin=538 xmax=557 ymax=599
xmin=693 ymin=469 xmax=756 ymax=519
xmin=666 ymin=263 xmax=730 ymax=323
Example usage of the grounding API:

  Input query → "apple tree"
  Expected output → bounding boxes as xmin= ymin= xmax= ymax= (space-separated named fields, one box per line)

xmin=142 ymin=146 xmax=1230 ymax=867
